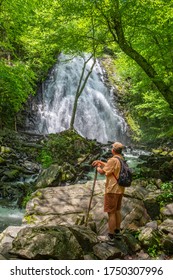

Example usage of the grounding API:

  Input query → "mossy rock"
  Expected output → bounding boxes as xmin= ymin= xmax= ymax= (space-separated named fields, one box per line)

xmin=38 ymin=129 xmax=100 ymax=167
xmin=0 ymin=146 xmax=11 ymax=153
xmin=10 ymin=226 xmax=84 ymax=259
xmin=0 ymin=156 xmax=6 ymax=164
xmin=3 ymin=169 xmax=20 ymax=179
xmin=169 ymin=151 xmax=173 ymax=157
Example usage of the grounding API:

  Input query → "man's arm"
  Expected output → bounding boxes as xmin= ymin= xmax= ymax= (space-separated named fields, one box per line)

xmin=92 ymin=160 xmax=106 ymax=168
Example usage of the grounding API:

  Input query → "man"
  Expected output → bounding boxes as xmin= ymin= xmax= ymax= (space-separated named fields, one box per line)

xmin=92 ymin=142 xmax=125 ymax=243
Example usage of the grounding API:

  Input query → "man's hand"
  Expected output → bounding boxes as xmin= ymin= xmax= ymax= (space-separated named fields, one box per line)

xmin=92 ymin=160 xmax=105 ymax=167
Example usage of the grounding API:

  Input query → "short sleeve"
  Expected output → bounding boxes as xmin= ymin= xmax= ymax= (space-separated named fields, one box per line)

xmin=103 ymin=158 xmax=119 ymax=176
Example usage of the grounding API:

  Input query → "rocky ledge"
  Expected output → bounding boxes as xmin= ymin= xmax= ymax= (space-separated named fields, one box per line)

xmin=0 ymin=179 xmax=173 ymax=260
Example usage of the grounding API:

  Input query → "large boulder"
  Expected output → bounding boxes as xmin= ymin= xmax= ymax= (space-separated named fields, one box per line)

xmin=158 ymin=219 xmax=173 ymax=234
xmin=35 ymin=163 xmax=76 ymax=189
xmin=143 ymin=190 xmax=162 ymax=220
xmin=10 ymin=225 xmax=86 ymax=260
xmin=160 ymin=203 xmax=173 ymax=219
xmin=23 ymin=180 xmax=150 ymax=234
xmin=0 ymin=226 xmax=26 ymax=257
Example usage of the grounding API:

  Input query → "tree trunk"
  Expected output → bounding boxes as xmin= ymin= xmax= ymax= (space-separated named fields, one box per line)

xmin=70 ymin=55 xmax=96 ymax=130
xmin=104 ymin=0 xmax=173 ymax=110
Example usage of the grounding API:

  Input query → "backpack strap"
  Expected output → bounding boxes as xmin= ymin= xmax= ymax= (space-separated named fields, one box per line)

xmin=112 ymin=172 xmax=118 ymax=181
xmin=112 ymin=156 xmax=122 ymax=182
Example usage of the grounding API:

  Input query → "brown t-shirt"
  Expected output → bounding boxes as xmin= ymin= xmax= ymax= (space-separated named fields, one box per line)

xmin=103 ymin=154 xmax=125 ymax=194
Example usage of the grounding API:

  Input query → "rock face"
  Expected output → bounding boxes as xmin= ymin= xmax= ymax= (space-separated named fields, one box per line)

xmin=10 ymin=226 xmax=86 ymax=260
xmin=35 ymin=163 xmax=76 ymax=189
xmin=23 ymin=180 xmax=150 ymax=234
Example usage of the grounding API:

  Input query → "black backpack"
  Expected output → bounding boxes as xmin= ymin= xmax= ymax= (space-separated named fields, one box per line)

xmin=112 ymin=156 xmax=132 ymax=187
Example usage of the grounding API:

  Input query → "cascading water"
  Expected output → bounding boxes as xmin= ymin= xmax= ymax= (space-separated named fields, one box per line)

xmin=0 ymin=203 xmax=24 ymax=232
xmin=31 ymin=53 xmax=128 ymax=144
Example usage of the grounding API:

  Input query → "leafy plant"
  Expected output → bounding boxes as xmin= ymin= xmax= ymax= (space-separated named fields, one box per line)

xmin=38 ymin=150 xmax=53 ymax=168
xmin=21 ymin=190 xmax=33 ymax=208
xmin=157 ymin=182 xmax=173 ymax=206
xmin=147 ymin=244 xmax=159 ymax=258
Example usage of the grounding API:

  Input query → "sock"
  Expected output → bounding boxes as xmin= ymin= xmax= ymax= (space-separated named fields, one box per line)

xmin=108 ymin=233 xmax=114 ymax=239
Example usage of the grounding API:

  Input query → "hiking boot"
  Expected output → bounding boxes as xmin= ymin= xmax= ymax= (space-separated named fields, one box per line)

xmin=106 ymin=233 xmax=115 ymax=245
xmin=114 ymin=229 xmax=122 ymax=239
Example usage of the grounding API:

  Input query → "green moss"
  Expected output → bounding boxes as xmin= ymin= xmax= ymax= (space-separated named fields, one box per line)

xmin=24 ymin=214 xmax=37 ymax=224
xmin=34 ymin=191 xmax=42 ymax=198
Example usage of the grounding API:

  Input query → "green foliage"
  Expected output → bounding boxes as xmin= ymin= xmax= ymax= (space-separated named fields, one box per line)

xmin=22 ymin=190 xmax=33 ymax=208
xmin=0 ymin=0 xmax=60 ymax=127
xmin=147 ymin=244 xmax=159 ymax=258
xmin=38 ymin=150 xmax=53 ymax=168
xmin=157 ymin=182 xmax=173 ymax=206
xmin=147 ymin=230 xmax=162 ymax=258
xmin=0 ymin=60 xmax=35 ymax=126
xmin=37 ymin=130 xmax=97 ymax=167
xmin=1 ymin=0 xmax=173 ymax=142
xmin=115 ymin=53 xmax=173 ymax=142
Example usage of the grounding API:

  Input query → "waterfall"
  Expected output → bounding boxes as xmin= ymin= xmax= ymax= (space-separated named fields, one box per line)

xmin=30 ymin=53 xmax=128 ymax=144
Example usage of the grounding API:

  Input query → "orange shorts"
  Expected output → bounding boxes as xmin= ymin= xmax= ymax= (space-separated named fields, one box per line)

xmin=104 ymin=193 xmax=123 ymax=213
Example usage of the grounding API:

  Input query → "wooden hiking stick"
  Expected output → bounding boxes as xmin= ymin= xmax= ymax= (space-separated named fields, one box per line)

xmin=85 ymin=168 xmax=98 ymax=227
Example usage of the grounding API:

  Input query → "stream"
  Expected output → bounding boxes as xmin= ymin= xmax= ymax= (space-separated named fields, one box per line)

xmin=0 ymin=201 xmax=24 ymax=232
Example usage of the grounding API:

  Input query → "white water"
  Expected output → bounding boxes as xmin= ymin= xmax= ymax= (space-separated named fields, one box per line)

xmin=0 ymin=205 xmax=24 ymax=232
xmin=34 ymin=54 xmax=128 ymax=144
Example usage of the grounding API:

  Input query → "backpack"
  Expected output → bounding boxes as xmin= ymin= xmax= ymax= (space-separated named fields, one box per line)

xmin=112 ymin=156 xmax=132 ymax=187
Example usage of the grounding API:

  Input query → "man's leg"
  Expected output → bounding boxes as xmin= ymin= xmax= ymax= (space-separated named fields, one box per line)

xmin=108 ymin=212 xmax=116 ymax=234
xmin=115 ymin=210 xmax=121 ymax=231
xmin=114 ymin=194 xmax=123 ymax=234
